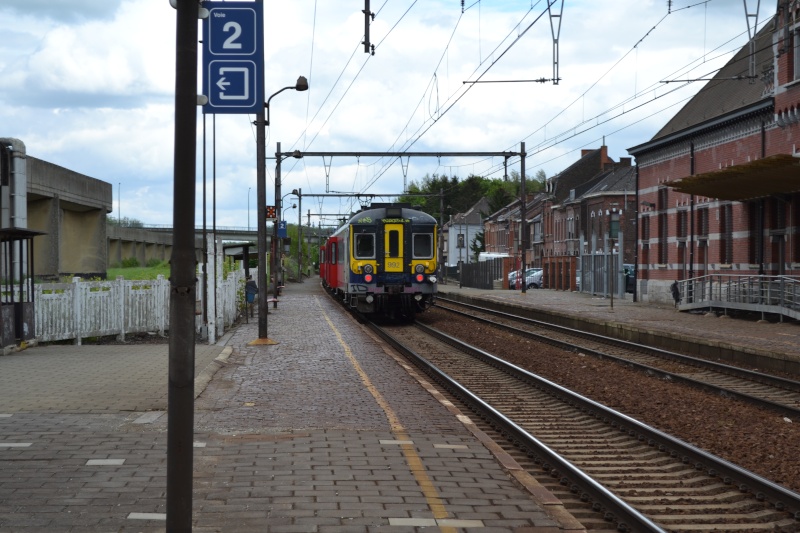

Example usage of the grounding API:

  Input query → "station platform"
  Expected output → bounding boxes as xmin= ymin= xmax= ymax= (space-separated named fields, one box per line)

xmin=0 ymin=280 xmax=580 ymax=532
xmin=437 ymin=283 xmax=800 ymax=375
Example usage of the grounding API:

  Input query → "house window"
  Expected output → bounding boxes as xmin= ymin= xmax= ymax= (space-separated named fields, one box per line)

xmin=641 ymin=214 xmax=650 ymax=241
xmin=772 ymin=197 xmax=787 ymax=230
xmin=657 ymin=187 xmax=668 ymax=264
xmin=697 ymin=207 xmax=709 ymax=237
xmin=677 ymin=210 xmax=688 ymax=239
xmin=720 ymin=204 xmax=733 ymax=264
xmin=794 ymin=28 xmax=800 ymax=81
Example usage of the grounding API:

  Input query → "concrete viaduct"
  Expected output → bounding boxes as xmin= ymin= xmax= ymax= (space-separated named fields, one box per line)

xmin=1 ymin=137 xmax=259 ymax=280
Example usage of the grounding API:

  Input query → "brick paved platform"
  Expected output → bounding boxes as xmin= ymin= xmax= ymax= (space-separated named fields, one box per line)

xmin=0 ymin=280 xmax=580 ymax=532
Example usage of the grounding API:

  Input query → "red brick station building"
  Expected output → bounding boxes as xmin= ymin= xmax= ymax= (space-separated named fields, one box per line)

xmin=483 ymin=1 xmax=800 ymax=311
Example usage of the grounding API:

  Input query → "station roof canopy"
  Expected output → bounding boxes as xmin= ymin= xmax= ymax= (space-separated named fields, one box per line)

xmin=666 ymin=154 xmax=800 ymax=201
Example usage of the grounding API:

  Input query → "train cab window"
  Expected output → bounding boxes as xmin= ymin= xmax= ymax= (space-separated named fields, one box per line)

xmin=413 ymin=233 xmax=434 ymax=258
xmin=330 ymin=243 xmax=337 ymax=264
xmin=388 ymin=230 xmax=400 ymax=257
xmin=354 ymin=234 xmax=375 ymax=259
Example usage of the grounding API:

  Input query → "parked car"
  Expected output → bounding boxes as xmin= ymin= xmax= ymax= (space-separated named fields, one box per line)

xmin=507 ymin=269 xmax=522 ymax=289
xmin=524 ymin=268 xmax=544 ymax=289
xmin=508 ymin=267 xmax=542 ymax=289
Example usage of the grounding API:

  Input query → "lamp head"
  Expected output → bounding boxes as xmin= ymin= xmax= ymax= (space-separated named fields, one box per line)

xmin=295 ymin=76 xmax=309 ymax=92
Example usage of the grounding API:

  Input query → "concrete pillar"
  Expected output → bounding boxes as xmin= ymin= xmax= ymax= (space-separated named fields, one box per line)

xmin=61 ymin=208 xmax=106 ymax=277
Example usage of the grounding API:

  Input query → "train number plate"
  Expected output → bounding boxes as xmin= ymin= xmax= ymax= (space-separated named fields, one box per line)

xmin=387 ymin=260 xmax=402 ymax=269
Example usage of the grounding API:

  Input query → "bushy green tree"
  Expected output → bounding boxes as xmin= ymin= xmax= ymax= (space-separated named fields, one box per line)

xmin=108 ymin=216 xmax=144 ymax=228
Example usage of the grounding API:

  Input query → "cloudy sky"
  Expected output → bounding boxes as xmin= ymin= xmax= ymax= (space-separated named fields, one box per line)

xmin=0 ymin=0 xmax=776 ymax=229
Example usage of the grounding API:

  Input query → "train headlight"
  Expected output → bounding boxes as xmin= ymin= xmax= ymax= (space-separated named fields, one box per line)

xmin=415 ymin=273 xmax=424 ymax=283
xmin=414 ymin=264 xmax=425 ymax=274
xmin=364 ymin=274 xmax=374 ymax=283
xmin=363 ymin=264 xmax=373 ymax=274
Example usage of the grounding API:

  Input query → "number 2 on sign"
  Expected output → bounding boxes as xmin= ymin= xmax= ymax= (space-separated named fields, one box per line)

xmin=222 ymin=22 xmax=243 ymax=49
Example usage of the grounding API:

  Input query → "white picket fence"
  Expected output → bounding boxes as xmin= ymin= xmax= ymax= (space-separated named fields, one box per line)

xmin=34 ymin=269 xmax=246 ymax=344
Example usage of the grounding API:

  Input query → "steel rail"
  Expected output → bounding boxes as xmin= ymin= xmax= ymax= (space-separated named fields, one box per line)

xmin=366 ymin=320 xmax=668 ymax=533
xmin=435 ymin=300 xmax=800 ymax=418
xmin=412 ymin=320 xmax=800 ymax=522
xmin=437 ymin=297 xmax=800 ymax=392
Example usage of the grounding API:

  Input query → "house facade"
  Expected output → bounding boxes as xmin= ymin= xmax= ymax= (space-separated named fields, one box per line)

xmin=543 ymin=151 xmax=637 ymax=291
xmin=629 ymin=1 xmax=800 ymax=304
xmin=485 ymin=146 xmax=637 ymax=292
xmin=442 ymin=197 xmax=490 ymax=267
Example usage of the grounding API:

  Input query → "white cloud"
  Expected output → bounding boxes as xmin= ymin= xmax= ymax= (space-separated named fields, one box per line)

xmin=0 ymin=0 xmax=778 ymax=226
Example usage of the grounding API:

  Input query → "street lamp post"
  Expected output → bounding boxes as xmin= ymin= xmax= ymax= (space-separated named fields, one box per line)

xmin=280 ymin=203 xmax=296 ymax=286
xmin=274 ymin=151 xmax=301 ymax=300
xmin=296 ymin=188 xmax=302 ymax=282
xmin=254 ymin=76 xmax=308 ymax=340
xmin=248 ymin=187 xmax=251 ymax=231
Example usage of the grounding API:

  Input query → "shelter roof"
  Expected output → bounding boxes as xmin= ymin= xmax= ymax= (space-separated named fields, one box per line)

xmin=666 ymin=154 xmax=800 ymax=201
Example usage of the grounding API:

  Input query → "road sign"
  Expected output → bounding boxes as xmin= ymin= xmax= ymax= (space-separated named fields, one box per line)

xmin=202 ymin=1 xmax=264 ymax=114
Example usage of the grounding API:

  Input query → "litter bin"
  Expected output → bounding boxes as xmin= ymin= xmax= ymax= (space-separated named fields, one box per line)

xmin=245 ymin=279 xmax=258 ymax=303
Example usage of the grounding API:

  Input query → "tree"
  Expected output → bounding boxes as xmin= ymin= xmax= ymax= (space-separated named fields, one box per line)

xmin=470 ymin=230 xmax=485 ymax=262
xmin=107 ymin=216 xmax=144 ymax=228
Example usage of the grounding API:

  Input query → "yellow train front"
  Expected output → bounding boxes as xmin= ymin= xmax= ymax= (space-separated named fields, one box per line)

xmin=320 ymin=203 xmax=438 ymax=319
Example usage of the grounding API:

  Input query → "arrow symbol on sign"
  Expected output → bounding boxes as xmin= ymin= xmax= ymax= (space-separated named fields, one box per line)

xmin=216 ymin=77 xmax=230 ymax=92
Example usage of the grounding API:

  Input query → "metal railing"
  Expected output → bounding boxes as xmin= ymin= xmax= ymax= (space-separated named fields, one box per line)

xmin=459 ymin=258 xmax=507 ymax=289
xmin=675 ymin=274 xmax=800 ymax=320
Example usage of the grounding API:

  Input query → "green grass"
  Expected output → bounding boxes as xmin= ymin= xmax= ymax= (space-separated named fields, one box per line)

xmin=107 ymin=262 xmax=170 ymax=280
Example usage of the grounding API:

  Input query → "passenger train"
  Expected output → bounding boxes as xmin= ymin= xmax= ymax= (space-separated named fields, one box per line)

xmin=320 ymin=203 xmax=438 ymax=319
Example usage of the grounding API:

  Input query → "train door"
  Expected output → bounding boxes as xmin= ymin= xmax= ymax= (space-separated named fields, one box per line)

xmin=328 ymin=239 xmax=339 ymax=288
xmin=384 ymin=223 xmax=404 ymax=272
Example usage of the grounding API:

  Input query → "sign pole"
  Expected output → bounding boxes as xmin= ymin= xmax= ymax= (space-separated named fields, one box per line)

xmin=167 ymin=0 xmax=198 ymax=528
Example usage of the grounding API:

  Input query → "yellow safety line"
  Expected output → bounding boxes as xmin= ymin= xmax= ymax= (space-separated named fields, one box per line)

xmin=319 ymin=301 xmax=455 ymax=532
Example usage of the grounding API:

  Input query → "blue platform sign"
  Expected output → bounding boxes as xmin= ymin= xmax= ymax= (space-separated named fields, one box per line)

xmin=278 ymin=220 xmax=288 ymax=239
xmin=202 ymin=1 xmax=264 ymax=114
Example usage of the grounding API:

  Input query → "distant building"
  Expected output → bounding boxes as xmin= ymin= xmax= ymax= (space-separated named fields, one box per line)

xmin=0 ymin=138 xmax=111 ymax=279
xmin=0 ymin=138 xmax=196 ymax=280
xmin=484 ymin=145 xmax=636 ymax=292
xmin=442 ymin=197 xmax=490 ymax=267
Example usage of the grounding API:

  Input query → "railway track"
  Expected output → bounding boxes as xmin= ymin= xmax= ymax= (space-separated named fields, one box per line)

xmin=369 ymin=319 xmax=800 ymax=532
xmin=435 ymin=297 xmax=800 ymax=418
